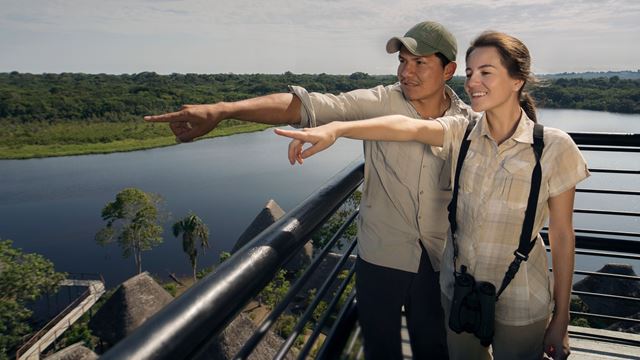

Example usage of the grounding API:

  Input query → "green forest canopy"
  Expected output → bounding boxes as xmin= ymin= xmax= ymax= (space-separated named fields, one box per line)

xmin=1 ymin=71 xmax=639 ymax=125
xmin=1 ymin=71 xmax=638 ymax=159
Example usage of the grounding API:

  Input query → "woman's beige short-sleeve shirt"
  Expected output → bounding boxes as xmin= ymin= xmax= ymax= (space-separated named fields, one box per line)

xmin=435 ymin=111 xmax=590 ymax=325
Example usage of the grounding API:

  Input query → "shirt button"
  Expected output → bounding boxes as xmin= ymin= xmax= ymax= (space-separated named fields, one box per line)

xmin=418 ymin=216 xmax=422 ymax=219
xmin=419 ymin=190 xmax=424 ymax=195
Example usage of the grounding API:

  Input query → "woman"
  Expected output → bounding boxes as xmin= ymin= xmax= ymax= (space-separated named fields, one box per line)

xmin=275 ymin=31 xmax=589 ymax=360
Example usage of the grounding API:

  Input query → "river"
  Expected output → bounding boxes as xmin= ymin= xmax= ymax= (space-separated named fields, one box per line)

xmin=1 ymin=108 xmax=638 ymax=287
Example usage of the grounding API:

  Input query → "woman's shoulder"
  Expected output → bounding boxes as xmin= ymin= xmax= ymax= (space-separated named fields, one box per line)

xmin=438 ymin=113 xmax=477 ymax=128
xmin=434 ymin=114 xmax=474 ymax=141
xmin=542 ymin=125 xmax=574 ymax=142
xmin=541 ymin=125 xmax=579 ymax=152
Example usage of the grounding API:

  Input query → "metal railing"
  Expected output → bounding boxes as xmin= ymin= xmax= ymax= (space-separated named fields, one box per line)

xmin=546 ymin=131 xmax=640 ymax=348
xmin=100 ymin=161 xmax=364 ymax=360
xmin=100 ymin=132 xmax=639 ymax=359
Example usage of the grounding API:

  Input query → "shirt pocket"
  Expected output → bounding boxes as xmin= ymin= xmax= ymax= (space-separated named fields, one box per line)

xmin=459 ymin=150 xmax=485 ymax=195
xmin=500 ymin=158 xmax=533 ymax=210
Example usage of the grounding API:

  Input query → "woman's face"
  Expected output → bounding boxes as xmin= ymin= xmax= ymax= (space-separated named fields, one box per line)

xmin=464 ymin=46 xmax=523 ymax=113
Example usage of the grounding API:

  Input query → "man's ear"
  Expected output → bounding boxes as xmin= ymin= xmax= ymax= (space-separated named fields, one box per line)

xmin=444 ymin=62 xmax=457 ymax=81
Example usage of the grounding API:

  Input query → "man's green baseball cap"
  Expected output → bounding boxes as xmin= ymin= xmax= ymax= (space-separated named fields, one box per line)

xmin=386 ymin=21 xmax=457 ymax=62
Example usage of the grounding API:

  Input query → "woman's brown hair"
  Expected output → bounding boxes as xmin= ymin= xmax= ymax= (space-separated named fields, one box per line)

xmin=466 ymin=31 xmax=538 ymax=122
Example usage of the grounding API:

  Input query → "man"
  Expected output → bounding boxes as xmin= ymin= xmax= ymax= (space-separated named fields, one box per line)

xmin=145 ymin=21 xmax=476 ymax=360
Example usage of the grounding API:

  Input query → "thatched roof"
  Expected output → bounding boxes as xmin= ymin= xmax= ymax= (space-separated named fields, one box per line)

xmin=232 ymin=199 xmax=312 ymax=273
xmin=193 ymin=312 xmax=294 ymax=360
xmin=573 ymin=264 xmax=640 ymax=318
xmin=607 ymin=312 xmax=640 ymax=333
xmin=44 ymin=342 xmax=98 ymax=360
xmin=233 ymin=199 xmax=285 ymax=253
xmin=88 ymin=272 xmax=173 ymax=346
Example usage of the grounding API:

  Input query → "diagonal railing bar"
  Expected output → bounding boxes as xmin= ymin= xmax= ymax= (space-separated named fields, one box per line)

xmin=232 ymin=210 xmax=359 ymax=360
xmin=297 ymin=263 xmax=357 ymax=359
xmin=274 ymin=240 xmax=358 ymax=360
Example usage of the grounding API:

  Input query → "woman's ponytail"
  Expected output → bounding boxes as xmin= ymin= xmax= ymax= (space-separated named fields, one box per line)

xmin=520 ymin=92 xmax=537 ymax=123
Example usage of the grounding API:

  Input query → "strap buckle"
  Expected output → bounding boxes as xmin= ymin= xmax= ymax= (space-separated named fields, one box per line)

xmin=513 ymin=250 xmax=529 ymax=261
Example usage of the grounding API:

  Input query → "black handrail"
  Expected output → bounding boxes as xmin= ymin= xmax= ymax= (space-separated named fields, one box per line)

xmin=572 ymin=228 xmax=640 ymax=238
xmin=577 ymin=188 xmax=640 ymax=196
xmin=573 ymin=269 xmax=640 ymax=281
xmin=100 ymin=161 xmax=365 ymax=360
xmin=573 ymin=208 xmax=640 ymax=217
xmin=588 ymin=168 xmax=640 ymax=174
xmin=568 ymin=132 xmax=640 ymax=147
xmin=540 ymin=232 xmax=640 ymax=255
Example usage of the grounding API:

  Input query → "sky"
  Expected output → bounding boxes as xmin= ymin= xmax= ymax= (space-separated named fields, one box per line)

xmin=1 ymin=0 xmax=639 ymax=76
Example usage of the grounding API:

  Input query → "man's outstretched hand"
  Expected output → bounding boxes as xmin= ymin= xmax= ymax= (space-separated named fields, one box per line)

xmin=144 ymin=104 xmax=223 ymax=143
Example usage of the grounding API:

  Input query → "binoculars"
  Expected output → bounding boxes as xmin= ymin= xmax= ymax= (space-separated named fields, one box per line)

xmin=448 ymin=267 xmax=496 ymax=347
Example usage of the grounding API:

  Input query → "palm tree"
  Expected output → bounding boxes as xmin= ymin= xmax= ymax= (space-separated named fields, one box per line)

xmin=172 ymin=212 xmax=210 ymax=282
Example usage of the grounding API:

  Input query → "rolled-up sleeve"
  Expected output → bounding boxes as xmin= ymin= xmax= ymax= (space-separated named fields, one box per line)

xmin=289 ymin=85 xmax=316 ymax=128
xmin=546 ymin=129 xmax=590 ymax=197
xmin=289 ymin=84 xmax=397 ymax=128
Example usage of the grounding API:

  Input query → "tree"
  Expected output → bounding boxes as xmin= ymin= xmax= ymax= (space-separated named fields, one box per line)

xmin=0 ymin=239 xmax=66 ymax=359
xmin=95 ymin=188 xmax=163 ymax=274
xmin=172 ymin=212 xmax=210 ymax=281
xmin=312 ymin=190 xmax=361 ymax=251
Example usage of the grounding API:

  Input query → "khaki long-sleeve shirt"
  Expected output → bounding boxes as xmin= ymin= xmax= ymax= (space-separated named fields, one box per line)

xmin=290 ymin=83 xmax=478 ymax=272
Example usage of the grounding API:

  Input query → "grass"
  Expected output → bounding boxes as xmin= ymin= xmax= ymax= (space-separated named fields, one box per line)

xmin=0 ymin=121 xmax=272 ymax=159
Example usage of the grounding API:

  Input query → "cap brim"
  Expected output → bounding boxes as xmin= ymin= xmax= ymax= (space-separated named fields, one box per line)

xmin=386 ymin=36 xmax=439 ymax=57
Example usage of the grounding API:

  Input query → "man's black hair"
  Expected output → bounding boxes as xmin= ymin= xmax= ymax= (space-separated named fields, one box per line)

xmin=435 ymin=52 xmax=451 ymax=68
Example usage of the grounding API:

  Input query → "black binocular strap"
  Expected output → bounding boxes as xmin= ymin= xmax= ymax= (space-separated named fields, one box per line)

xmin=448 ymin=119 xmax=476 ymax=266
xmin=495 ymin=123 xmax=544 ymax=299
xmin=448 ymin=121 xmax=545 ymax=300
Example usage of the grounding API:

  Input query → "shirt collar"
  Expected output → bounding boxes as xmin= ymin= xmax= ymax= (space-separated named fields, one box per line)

xmin=391 ymin=83 xmax=475 ymax=116
xmin=470 ymin=109 xmax=535 ymax=144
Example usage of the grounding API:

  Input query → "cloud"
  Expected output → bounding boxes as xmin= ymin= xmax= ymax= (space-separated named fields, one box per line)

xmin=0 ymin=0 xmax=638 ymax=74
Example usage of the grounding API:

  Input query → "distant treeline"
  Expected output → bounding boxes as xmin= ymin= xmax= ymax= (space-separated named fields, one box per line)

xmin=1 ymin=71 xmax=639 ymax=125
xmin=540 ymin=70 xmax=640 ymax=80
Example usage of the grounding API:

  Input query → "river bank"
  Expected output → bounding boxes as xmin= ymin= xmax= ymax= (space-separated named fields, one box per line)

xmin=0 ymin=122 xmax=271 ymax=159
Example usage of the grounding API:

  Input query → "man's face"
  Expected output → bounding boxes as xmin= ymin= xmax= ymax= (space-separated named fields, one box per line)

xmin=397 ymin=47 xmax=450 ymax=104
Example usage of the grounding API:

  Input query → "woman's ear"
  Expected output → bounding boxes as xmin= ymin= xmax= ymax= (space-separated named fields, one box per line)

xmin=513 ymin=78 xmax=524 ymax=92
